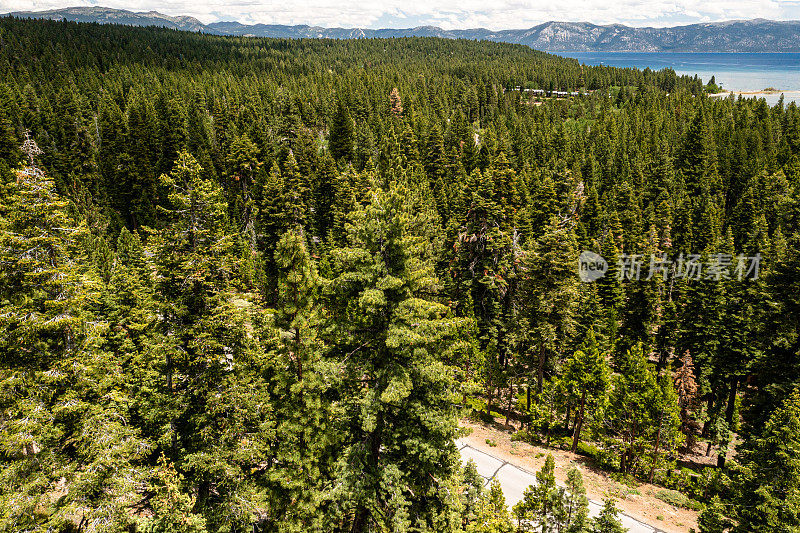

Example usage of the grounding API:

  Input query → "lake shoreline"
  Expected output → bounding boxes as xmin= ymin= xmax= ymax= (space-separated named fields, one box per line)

xmin=708 ymin=89 xmax=800 ymax=99
xmin=561 ymin=52 xmax=800 ymax=104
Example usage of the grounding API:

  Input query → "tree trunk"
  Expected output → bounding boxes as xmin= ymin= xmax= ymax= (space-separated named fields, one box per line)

xmin=295 ymin=325 xmax=303 ymax=381
xmin=526 ymin=380 xmax=531 ymax=412
xmin=167 ymin=349 xmax=177 ymax=452
xmin=717 ymin=376 xmax=739 ymax=468
xmin=656 ymin=349 xmax=668 ymax=375
xmin=571 ymin=390 xmax=587 ymax=453
xmin=537 ymin=345 xmax=547 ymax=394
xmin=649 ymin=412 xmax=665 ymax=483
xmin=504 ymin=379 xmax=514 ymax=427
xmin=351 ymin=416 xmax=384 ymax=532
xmin=194 ymin=479 xmax=209 ymax=514
xmin=701 ymin=395 xmax=714 ymax=438
xmin=350 ymin=507 xmax=369 ymax=533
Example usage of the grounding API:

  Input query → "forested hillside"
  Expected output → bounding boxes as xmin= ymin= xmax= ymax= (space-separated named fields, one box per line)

xmin=0 ymin=17 xmax=798 ymax=532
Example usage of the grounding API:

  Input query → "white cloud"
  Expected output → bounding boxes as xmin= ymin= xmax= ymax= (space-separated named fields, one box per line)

xmin=1 ymin=0 xmax=799 ymax=28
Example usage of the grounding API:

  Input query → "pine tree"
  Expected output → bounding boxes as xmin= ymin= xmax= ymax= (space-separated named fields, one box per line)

xmin=564 ymin=466 xmax=590 ymax=533
xmin=512 ymin=455 xmax=563 ymax=532
xmin=590 ymin=499 xmax=627 ymax=533
xmin=0 ymin=85 xmax=20 ymax=165
xmin=715 ymin=210 xmax=775 ymax=463
xmin=256 ymin=161 xmax=286 ymax=295
xmin=123 ymin=91 xmax=160 ymax=227
xmin=145 ymin=150 xmax=275 ymax=529
xmin=389 ymin=87 xmax=403 ymax=118
xmin=606 ymin=344 xmax=677 ymax=476
xmin=677 ymin=246 xmax=724 ymax=444
xmin=680 ymin=105 xmax=720 ymax=199
xmin=275 ymin=227 xmax=319 ymax=380
xmin=100 ymin=227 xmax=156 ymax=364
xmin=98 ymin=94 xmax=127 ymax=224
xmin=145 ymin=455 xmax=208 ymax=533
xmin=329 ymin=98 xmax=354 ymax=162
xmin=226 ymin=133 xmax=262 ymax=247
xmin=450 ymin=168 xmax=511 ymax=335
xmin=450 ymin=168 xmax=514 ymax=414
xmin=746 ymin=185 xmax=800 ymax=434
xmin=159 ymin=97 xmax=189 ymax=175
xmin=281 ymin=150 xmax=311 ymax=229
xmin=314 ymin=152 xmax=338 ymax=240
xmin=697 ymin=496 xmax=732 ymax=533
xmin=487 ymin=152 xmax=522 ymax=231
xmin=425 ymin=123 xmax=447 ymax=187
xmin=647 ymin=374 xmax=683 ymax=483
xmin=324 ymin=180 xmax=472 ymax=532
xmin=725 ymin=387 xmax=800 ymax=531
xmin=469 ymin=480 xmax=513 ymax=533
xmin=596 ymin=225 xmax=624 ymax=351
xmin=564 ymin=330 xmax=610 ymax=453
xmin=267 ymin=227 xmax=333 ymax=528
xmin=0 ymin=157 xmax=147 ymax=530
xmin=459 ymin=460 xmax=485 ymax=528
xmin=521 ymin=216 xmax=580 ymax=395
xmin=617 ymin=222 xmax=663 ymax=356
xmin=581 ymin=184 xmax=602 ymax=241
xmin=400 ymin=123 xmax=420 ymax=166
xmin=328 ymin=165 xmax=359 ymax=246
xmin=674 ymin=350 xmax=699 ymax=450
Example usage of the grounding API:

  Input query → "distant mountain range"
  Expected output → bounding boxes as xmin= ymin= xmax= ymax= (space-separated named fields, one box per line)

xmin=9 ymin=6 xmax=206 ymax=32
xmin=7 ymin=6 xmax=800 ymax=52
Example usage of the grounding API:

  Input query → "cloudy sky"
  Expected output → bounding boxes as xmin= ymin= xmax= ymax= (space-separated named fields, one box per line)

xmin=3 ymin=0 xmax=800 ymax=29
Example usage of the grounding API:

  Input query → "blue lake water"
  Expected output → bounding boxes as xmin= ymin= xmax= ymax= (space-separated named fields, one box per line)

xmin=561 ymin=52 xmax=800 ymax=106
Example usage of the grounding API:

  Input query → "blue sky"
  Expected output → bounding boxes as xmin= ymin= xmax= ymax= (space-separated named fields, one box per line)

xmin=3 ymin=0 xmax=800 ymax=29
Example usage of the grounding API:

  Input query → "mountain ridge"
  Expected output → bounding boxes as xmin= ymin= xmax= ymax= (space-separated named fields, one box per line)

xmin=8 ymin=6 xmax=206 ymax=31
xmin=7 ymin=6 xmax=800 ymax=52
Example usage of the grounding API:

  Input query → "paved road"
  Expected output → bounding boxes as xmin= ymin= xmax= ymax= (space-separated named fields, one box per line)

xmin=457 ymin=440 xmax=669 ymax=533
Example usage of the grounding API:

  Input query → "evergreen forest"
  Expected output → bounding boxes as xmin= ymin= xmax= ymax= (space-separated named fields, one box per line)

xmin=0 ymin=16 xmax=799 ymax=532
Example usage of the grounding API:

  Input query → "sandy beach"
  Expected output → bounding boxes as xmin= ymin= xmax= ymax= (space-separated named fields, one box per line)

xmin=709 ymin=89 xmax=800 ymax=99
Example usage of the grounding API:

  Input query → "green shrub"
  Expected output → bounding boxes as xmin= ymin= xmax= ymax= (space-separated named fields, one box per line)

xmin=476 ymin=410 xmax=494 ymax=424
xmin=464 ymin=397 xmax=484 ymax=412
xmin=660 ymin=466 xmax=708 ymax=500
xmin=577 ymin=442 xmax=618 ymax=471
xmin=576 ymin=441 xmax=601 ymax=458
xmin=511 ymin=429 xmax=531 ymax=443
xmin=553 ymin=436 xmax=571 ymax=449
xmin=610 ymin=472 xmax=639 ymax=487
xmin=608 ymin=485 xmax=629 ymax=499
xmin=655 ymin=488 xmax=702 ymax=511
